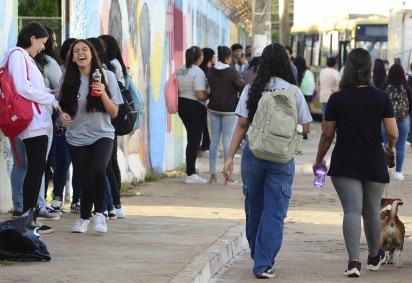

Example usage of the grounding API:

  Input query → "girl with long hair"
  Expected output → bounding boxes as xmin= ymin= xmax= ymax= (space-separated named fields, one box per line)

xmin=314 ymin=48 xmax=398 ymax=277
xmin=59 ymin=39 xmax=123 ymax=233
xmin=223 ymin=43 xmax=312 ymax=278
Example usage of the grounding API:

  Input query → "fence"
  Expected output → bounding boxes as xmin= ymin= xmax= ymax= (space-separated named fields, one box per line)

xmin=18 ymin=16 xmax=63 ymax=48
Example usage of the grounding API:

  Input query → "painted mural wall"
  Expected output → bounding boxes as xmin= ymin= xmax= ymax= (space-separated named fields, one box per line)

xmin=67 ymin=0 xmax=249 ymax=181
xmin=0 ymin=0 xmax=249 ymax=191
xmin=0 ymin=0 xmax=18 ymax=212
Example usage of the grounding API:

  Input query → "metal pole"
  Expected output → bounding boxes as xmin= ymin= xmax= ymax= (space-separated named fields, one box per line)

xmin=252 ymin=0 xmax=272 ymax=58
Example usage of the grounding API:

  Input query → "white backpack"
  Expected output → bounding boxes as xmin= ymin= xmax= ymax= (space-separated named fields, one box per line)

xmin=247 ymin=84 xmax=299 ymax=163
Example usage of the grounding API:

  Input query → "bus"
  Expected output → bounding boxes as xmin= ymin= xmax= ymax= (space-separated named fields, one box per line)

xmin=290 ymin=15 xmax=388 ymax=115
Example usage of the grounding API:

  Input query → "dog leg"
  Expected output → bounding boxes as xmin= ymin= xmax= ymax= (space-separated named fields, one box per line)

xmin=396 ymin=250 xmax=403 ymax=268
xmin=388 ymin=250 xmax=394 ymax=264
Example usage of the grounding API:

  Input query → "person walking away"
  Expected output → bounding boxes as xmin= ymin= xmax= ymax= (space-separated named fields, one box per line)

xmin=176 ymin=46 xmax=209 ymax=184
xmin=207 ymin=46 xmax=245 ymax=184
xmin=314 ymin=48 xmax=398 ymax=277
xmin=380 ymin=63 xmax=412 ymax=181
xmin=294 ymin=56 xmax=315 ymax=140
xmin=243 ymin=56 xmax=261 ymax=85
xmin=284 ymin=46 xmax=298 ymax=80
xmin=372 ymin=58 xmax=386 ymax=89
xmin=319 ymin=57 xmax=341 ymax=128
xmin=1 ymin=22 xmax=61 ymax=219
xmin=59 ymin=39 xmax=123 ymax=233
xmin=223 ymin=43 xmax=312 ymax=278
xmin=407 ymin=62 xmax=412 ymax=148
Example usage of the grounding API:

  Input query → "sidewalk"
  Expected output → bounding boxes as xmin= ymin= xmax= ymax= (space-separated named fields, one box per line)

xmin=0 ymin=122 xmax=411 ymax=283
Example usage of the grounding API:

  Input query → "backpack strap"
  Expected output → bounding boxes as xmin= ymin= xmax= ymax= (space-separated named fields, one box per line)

xmin=6 ymin=49 xmax=41 ymax=114
xmin=9 ymin=138 xmax=22 ymax=168
xmin=285 ymin=84 xmax=298 ymax=98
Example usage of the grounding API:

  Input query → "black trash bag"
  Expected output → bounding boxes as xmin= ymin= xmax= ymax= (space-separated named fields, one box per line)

xmin=0 ymin=208 xmax=51 ymax=262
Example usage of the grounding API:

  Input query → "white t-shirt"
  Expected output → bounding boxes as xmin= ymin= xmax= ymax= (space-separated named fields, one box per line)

xmin=111 ymin=59 xmax=125 ymax=85
xmin=235 ymin=77 xmax=313 ymax=125
xmin=176 ymin=64 xmax=207 ymax=106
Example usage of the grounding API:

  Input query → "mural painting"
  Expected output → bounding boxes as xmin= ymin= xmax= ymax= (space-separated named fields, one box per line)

xmin=0 ymin=0 xmax=249 ymax=211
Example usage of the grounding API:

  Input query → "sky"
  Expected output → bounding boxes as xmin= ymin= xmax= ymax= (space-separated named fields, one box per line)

xmin=293 ymin=0 xmax=412 ymax=27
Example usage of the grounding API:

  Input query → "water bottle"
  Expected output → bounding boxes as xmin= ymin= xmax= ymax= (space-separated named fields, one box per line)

xmin=314 ymin=160 xmax=327 ymax=189
xmin=91 ymin=69 xmax=101 ymax=97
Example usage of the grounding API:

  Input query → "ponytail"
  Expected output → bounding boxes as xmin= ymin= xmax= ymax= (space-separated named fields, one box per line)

xmin=185 ymin=46 xmax=202 ymax=68
xmin=217 ymin=46 xmax=231 ymax=63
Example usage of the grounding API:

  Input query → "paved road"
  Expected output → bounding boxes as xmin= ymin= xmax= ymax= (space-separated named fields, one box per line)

xmin=0 ymin=122 xmax=411 ymax=283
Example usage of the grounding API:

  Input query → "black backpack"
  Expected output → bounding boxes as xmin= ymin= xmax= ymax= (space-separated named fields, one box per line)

xmin=111 ymin=82 xmax=138 ymax=136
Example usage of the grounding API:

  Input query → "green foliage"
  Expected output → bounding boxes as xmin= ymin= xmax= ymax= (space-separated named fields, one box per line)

xmin=18 ymin=0 xmax=60 ymax=17
xmin=0 ymin=260 xmax=14 ymax=266
xmin=144 ymin=168 xmax=167 ymax=182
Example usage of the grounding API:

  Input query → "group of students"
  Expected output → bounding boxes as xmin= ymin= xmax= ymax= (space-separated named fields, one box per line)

xmin=176 ymin=44 xmax=247 ymax=185
xmin=175 ymin=41 xmax=409 ymax=279
xmin=2 ymin=21 xmax=128 ymax=234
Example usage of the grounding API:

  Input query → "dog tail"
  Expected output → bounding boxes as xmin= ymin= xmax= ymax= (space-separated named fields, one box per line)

xmin=389 ymin=200 xmax=404 ymax=223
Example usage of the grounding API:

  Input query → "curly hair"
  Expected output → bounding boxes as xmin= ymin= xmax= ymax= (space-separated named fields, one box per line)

xmin=59 ymin=39 xmax=111 ymax=117
xmin=246 ymin=43 xmax=297 ymax=123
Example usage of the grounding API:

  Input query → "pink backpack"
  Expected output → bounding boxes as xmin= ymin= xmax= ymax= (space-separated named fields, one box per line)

xmin=164 ymin=72 xmax=179 ymax=114
xmin=0 ymin=49 xmax=40 ymax=166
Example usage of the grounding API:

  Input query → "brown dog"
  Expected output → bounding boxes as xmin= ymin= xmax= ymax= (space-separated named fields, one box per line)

xmin=379 ymin=198 xmax=405 ymax=268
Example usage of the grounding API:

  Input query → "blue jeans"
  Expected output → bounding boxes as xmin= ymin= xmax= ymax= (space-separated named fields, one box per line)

xmin=11 ymin=135 xmax=52 ymax=211
xmin=209 ymin=112 xmax=237 ymax=174
xmin=52 ymin=129 xmax=83 ymax=203
xmin=241 ymin=141 xmax=294 ymax=276
xmin=381 ymin=115 xmax=410 ymax=172
xmin=104 ymin=177 xmax=114 ymax=212
xmin=11 ymin=138 xmax=26 ymax=212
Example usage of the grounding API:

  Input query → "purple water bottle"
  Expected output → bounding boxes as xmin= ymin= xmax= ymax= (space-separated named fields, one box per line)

xmin=314 ymin=160 xmax=327 ymax=189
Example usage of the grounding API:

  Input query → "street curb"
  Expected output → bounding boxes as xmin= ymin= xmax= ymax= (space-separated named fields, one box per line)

xmin=170 ymin=224 xmax=247 ymax=283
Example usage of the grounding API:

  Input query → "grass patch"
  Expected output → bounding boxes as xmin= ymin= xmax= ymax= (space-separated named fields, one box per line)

xmin=0 ymin=260 xmax=14 ymax=266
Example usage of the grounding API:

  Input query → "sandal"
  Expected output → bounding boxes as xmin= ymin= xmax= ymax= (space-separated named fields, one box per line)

xmin=209 ymin=178 xmax=220 ymax=184
xmin=225 ymin=179 xmax=242 ymax=186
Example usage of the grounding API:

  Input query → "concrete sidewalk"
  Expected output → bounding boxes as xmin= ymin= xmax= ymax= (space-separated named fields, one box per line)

xmin=0 ymin=122 xmax=411 ymax=283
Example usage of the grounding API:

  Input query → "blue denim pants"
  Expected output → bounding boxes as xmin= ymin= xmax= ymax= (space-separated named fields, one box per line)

xmin=381 ymin=115 xmax=410 ymax=172
xmin=209 ymin=112 xmax=237 ymax=174
xmin=52 ymin=129 xmax=83 ymax=203
xmin=241 ymin=141 xmax=294 ymax=276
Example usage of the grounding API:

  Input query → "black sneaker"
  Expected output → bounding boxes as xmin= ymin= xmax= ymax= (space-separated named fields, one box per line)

xmin=37 ymin=225 xmax=54 ymax=234
xmin=367 ymin=250 xmax=386 ymax=271
xmin=70 ymin=202 xmax=81 ymax=214
xmin=256 ymin=268 xmax=275 ymax=279
xmin=344 ymin=261 xmax=361 ymax=277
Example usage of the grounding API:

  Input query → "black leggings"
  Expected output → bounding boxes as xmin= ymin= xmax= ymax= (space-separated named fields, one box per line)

xmin=69 ymin=138 xmax=113 ymax=219
xmin=23 ymin=135 xmax=48 ymax=212
xmin=107 ymin=137 xmax=121 ymax=207
xmin=178 ymin=98 xmax=206 ymax=175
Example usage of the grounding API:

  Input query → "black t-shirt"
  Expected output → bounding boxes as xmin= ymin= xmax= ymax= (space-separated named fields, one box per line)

xmin=325 ymin=86 xmax=394 ymax=183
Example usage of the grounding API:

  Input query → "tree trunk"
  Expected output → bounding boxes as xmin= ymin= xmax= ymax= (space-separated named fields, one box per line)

xmin=252 ymin=0 xmax=272 ymax=59
xmin=278 ymin=0 xmax=290 ymax=46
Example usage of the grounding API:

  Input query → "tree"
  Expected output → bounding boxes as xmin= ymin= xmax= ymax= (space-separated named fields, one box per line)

xmin=18 ymin=0 xmax=60 ymax=16
xmin=278 ymin=0 xmax=290 ymax=45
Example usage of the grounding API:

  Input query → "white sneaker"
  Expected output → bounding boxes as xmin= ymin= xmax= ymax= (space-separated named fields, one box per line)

xmin=185 ymin=174 xmax=207 ymax=184
xmin=93 ymin=212 xmax=107 ymax=233
xmin=393 ymin=172 xmax=404 ymax=181
xmin=72 ymin=218 xmax=89 ymax=233
xmin=115 ymin=207 xmax=126 ymax=218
